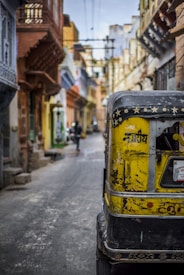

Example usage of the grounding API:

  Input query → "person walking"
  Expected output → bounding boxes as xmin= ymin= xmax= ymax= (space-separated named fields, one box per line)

xmin=74 ymin=120 xmax=82 ymax=151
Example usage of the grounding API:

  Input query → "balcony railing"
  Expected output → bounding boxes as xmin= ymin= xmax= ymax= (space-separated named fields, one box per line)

xmin=17 ymin=2 xmax=46 ymax=24
xmin=24 ymin=3 xmax=43 ymax=24
xmin=16 ymin=2 xmax=62 ymax=39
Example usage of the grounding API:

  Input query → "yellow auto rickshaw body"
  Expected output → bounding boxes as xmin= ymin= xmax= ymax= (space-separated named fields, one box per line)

xmin=107 ymin=116 xmax=184 ymax=216
xmin=96 ymin=91 xmax=184 ymax=274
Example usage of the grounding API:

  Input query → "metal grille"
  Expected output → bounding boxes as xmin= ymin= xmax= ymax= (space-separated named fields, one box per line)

xmin=1 ymin=3 xmax=13 ymax=67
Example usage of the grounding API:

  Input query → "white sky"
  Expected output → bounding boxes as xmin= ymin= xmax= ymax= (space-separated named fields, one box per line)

xmin=64 ymin=0 xmax=139 ymax=59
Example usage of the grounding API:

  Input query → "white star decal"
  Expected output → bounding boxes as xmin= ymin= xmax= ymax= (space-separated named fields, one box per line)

xmin=114 ymin=119 xmax=118 ymax=126
xmin=133 ymin=107 xmax=140 ymax=114
xmin=115 ymin=109 xmax=121 ymax=117
xmin=171 ymin=107 xmax=178 ymax=114
xmin=152 ymin=107 xmax=158 ymax=113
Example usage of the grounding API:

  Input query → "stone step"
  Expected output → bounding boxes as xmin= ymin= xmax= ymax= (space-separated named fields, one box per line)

xmin=3 ymin=167 xmax=23 ymax=186
xmin=31 ymin=156 xmax=51 ymax=170
xmin=31 ymin=150 xmax=45 ymax=161
xmin=3 ymin=157 xmax=12 ymax=169
xmin=15 ymin=173 xmax=31 ymax=185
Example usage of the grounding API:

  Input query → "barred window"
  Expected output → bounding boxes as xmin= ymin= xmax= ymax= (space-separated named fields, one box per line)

xmin=168 ymin=58 xmax=175 ymax=79
xmin=1 ymin=4 xmax=13 ymax=66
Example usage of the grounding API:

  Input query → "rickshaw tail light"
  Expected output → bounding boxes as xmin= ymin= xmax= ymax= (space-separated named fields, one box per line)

xmin=147 ymin=202 xmax=153 ymax=208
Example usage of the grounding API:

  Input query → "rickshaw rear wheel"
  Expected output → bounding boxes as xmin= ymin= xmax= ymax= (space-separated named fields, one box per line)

xmin=96 ymin=257 xmax=111 ymax=275
xmin=96 ymin=249 xmax=111 ymax=275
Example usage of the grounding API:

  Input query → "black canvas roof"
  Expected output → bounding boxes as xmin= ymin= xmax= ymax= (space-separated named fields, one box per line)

xmin=107 ymin=91 xmax=184 ymax=127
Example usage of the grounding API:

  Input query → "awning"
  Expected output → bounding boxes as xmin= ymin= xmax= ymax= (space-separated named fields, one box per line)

xmin=74 ymin=95 xmax=87 ymax=107
xmin=26 ymin=70 xmax=61 ymax=95
xmin=50 ymin=103 xmax=63 ymax=109
xmin=18 ymin=80 xmax=33 ymax=90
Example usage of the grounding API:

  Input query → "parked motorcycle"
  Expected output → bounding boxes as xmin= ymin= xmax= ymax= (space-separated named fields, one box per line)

xmin=66 ymin=127 xmax=76 ymax=143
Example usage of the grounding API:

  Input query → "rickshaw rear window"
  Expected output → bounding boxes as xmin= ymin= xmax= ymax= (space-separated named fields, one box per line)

xmin=161 ymin=158 xmax=184 ymax=188
xmin=156 ymin=122 xmax=180 ymax=151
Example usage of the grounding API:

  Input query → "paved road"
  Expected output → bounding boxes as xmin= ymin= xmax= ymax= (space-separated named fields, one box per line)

xmin=0 ymin=133 xmax=104 ymax=275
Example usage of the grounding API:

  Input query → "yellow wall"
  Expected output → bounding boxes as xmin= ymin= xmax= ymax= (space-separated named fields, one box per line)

xmin=42 ymin=97 xmax=55 ymax=150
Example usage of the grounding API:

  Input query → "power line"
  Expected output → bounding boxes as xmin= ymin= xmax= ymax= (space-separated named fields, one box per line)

xmin=63 ymin=38 xmax=115 ymax=42
xmin=71 ymin=47 xmax=115 ymax=50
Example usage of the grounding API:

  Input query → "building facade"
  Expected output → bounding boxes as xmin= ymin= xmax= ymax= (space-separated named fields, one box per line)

xmin=16 ymin=0 xmax=65 ymax=171
xmin=0 ymin=0 xmax=27 ymax=189
xmin=139 ymin=0 xmax=176 ymax=90
xmin=105 ymin=0 xmax=178 ymax=93
xmin=168 ymin=0 xmax=184 ymax=91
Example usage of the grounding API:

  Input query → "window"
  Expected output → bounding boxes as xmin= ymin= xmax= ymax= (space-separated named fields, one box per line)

xmin=156 ymin=122 xmax=180 ymax=151
xmin=1 ymin=4 xmax=13 ymax=66
xmin=161 ymin=157 xmax=184 ymax=188
xmin=47 ymin=0 xmax=51 ymax=11
xmin=156 ymin=120 xmax=184 ymax=188
xmin=53 ymin=0 xmax=58 ymax=26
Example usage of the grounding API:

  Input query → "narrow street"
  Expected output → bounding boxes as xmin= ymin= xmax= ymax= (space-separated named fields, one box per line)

xmin=0 ymin=133 xmax=104 ymax=275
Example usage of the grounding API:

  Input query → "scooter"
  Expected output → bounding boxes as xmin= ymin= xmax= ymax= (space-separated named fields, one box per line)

xmin=66 ymin=127 xmax=76 ymax=143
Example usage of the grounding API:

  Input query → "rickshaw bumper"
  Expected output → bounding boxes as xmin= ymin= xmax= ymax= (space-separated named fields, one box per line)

xmin=102 ymin=242 xmax=184 ymax=263
xmin=97 ymin=211 xmax=184 ymax=263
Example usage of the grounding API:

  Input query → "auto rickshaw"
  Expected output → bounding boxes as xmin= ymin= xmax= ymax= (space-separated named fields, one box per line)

xmin=96 ymin=90 xmax=184 ymax=275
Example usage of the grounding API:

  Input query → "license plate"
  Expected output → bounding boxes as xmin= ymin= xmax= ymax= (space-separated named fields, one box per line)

xmin=173 ymin=160 xmax=184 ymax=181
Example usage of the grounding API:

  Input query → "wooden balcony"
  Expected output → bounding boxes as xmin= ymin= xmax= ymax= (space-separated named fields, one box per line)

xmin=139 ymin=0 xmax=176 ymax=57
xmin=16 ymin=1 xmax=65 ymax=95
xmin=16 ymin=1 xmax=63 ymax=52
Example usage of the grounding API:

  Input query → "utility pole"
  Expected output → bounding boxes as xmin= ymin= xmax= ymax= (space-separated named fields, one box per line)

xmin=111 ymin=39 xmax=115 ymax=93
xmin=104 ymin=36 xmax=115 ymax=94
